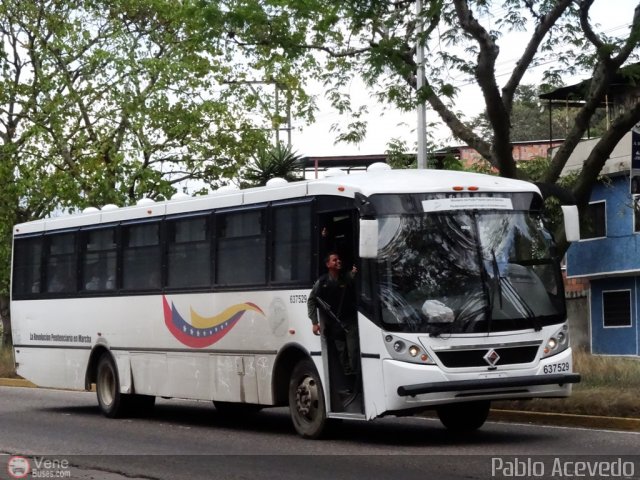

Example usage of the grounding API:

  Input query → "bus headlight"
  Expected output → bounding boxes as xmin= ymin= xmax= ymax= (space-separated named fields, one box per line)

xmin=408 ymin=345 xmax=420 ymax=357
xmin=383 ymin=333 xmax=435 ymax=365
xmin=542 ymin=325 xmax=569 ymax=358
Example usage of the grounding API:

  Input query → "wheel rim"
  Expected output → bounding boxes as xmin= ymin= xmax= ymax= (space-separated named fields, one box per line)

xmin=98 ymin=364 xmax=115 ymax=408
xmin=295 ymin=375 xmax=319 ymax=423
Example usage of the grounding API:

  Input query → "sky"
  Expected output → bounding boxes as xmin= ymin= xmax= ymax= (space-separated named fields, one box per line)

xmin=289 ymin=0 xmax=639 ymax=158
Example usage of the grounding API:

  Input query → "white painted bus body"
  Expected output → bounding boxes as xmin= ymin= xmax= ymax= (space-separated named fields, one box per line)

xmin=11 ymin=169 xmax=578 ymax=426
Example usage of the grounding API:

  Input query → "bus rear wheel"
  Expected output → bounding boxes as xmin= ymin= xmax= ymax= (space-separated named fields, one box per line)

xmin=436 ymin=400 xmax=490 ymax=432
xmin=96 ymin=353 xmax=156 ymax=418
xmin=288 ymin=359 xmax=327 ymax=439
xmin=96 ymin=353 xmax=126 ymax=418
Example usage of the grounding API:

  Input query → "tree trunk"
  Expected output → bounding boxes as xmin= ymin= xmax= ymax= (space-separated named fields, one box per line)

xmin=0 ymin=294 xmax=11 ymax=348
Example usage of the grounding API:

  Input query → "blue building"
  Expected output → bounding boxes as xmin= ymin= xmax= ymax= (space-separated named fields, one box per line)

xmin=566 ymin=131 xmax=640 ymax=356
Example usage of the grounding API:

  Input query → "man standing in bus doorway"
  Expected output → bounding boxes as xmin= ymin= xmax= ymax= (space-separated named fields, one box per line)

xmin=307 ymin=252 xmax=360 ymax=398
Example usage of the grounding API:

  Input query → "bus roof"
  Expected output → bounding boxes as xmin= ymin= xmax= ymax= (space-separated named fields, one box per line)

xmin=13 ymin=169 xmax=540 ymax=235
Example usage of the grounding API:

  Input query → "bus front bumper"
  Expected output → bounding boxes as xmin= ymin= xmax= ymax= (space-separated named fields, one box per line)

xmin=397 ymin=373 xmax=581 ymax=397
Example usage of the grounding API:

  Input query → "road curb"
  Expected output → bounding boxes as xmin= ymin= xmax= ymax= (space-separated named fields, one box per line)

xmin=489 ymin=409 xmax=640 ymax=432
xmin=0 ymin=377 xmax=36 ymax=388
xmin=1 ymin=378 xmax=638 ymax=431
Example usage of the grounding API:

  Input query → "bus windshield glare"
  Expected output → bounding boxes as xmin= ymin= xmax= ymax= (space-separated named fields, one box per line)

xmin=376 ymin=210 xmax=565 ymax=334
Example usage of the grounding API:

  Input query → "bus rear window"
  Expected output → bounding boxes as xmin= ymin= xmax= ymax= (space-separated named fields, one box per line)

xmin=12 ymin=237 xmax=43 ymax=297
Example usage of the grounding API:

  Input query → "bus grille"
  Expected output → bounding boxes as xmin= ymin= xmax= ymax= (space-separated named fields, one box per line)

xmin=435 ymin=345 xmax=540 ymax=368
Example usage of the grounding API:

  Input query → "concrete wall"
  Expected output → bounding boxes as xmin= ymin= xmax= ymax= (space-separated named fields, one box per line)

xmin=566 ymin=294 xmax=590 ymax=352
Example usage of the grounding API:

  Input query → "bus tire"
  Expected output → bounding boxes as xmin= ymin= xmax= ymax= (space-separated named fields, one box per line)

xmin=288 ymin=358 xmax=327 ymax=439
xmin=436 ymin=400 xmax=490 ymax=432
xmin=96 ymin=352 xmax=129 ymax=418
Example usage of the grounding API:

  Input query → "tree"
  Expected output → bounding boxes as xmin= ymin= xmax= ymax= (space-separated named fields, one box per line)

xmin=0 ymin=0 xmax=315 ymax=345
xmin=216 ymin=0 xmax=640 ymax=248
xmin=240 ymin=143 xmax=303 ymax=187
xmin=470 ymin=84 xmax=608 ymax=142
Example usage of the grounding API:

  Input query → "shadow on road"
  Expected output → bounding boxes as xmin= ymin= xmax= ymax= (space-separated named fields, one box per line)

xmin=41 ymin=399 xmax=552 ymax=448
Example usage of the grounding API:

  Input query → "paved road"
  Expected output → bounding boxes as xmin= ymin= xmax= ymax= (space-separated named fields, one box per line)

xmin=0 ymin=386 xmax=639 ymax=479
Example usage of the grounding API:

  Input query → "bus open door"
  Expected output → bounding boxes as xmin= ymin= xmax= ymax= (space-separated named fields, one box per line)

xmin=316 ymin=210 xmax=364 ymax=416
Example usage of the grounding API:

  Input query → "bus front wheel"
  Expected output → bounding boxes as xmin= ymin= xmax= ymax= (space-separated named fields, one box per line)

xmin=436 ymin=400 xmax=490 ymax=432
xmin=288 ymin=359 xmax=327 ymax=439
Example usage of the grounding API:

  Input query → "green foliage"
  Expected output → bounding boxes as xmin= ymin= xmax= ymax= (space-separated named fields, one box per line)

xmin=438 ymin=154 xmax=464 ymax=171
xmin=218 ymin=0 xmax=640 ymax=213
xmin=385 ymin=138 xmax=416 ymax=169
xmin=240 ymin=143 xmax=303 ymax=187
xmin=1 ymin=0 xmax=639 ymax=301
xmin=0 ymin=0 xmax=319 ymax=297
xmin=471 ymin=84 xmax=609 ymax=142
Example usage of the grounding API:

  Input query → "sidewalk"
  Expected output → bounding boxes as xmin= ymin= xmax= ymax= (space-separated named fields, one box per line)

xmin=2 ymin=377 xmax=639 ymax=432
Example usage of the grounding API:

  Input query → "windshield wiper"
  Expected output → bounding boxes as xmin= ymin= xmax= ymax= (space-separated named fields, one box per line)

xmin=491 ymin=251 xmax=542 ymax=332
xmin=491 ymin=250 xmax=503 ymax=309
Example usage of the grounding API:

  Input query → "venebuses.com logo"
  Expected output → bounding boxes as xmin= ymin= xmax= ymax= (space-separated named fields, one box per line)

xmin=6 ymin=455 xmax=71 ymax=478
xmin=7 ymin=456 xmax=30 ymax=479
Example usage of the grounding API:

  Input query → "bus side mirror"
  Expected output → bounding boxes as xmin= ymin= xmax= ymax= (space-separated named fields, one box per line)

xmin=561 ymin=205 xmax=580 ymax=242
xmin=359 ymin=219 xmax=379 ymax=258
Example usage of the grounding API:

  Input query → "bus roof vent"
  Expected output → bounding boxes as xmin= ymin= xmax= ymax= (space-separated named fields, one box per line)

xmin=82 ymin=207 xmax=100 ymax=214
xmin=266 ymin=177 xmax=288 ymax=187
xmin=171 ymin=192 xmax=190 ymax=201
xmin=101 ymin=204 xmax=119 ymax=211
xmin=136 ymin=197 xmax=155 ymax=206
xmin=367 ymin=162 xmax=391 ymax=172
xmin=324 ymin=168 xmax=347 ymax=178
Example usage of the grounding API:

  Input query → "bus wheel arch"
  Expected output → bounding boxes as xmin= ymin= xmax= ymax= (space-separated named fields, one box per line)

xmin=272 ymin=344 xmax=310 ymax=406
xmin=89 ymin=349 xmax=155 ymax=418
xmin=85 ymin=345 xmax=111 ymax=391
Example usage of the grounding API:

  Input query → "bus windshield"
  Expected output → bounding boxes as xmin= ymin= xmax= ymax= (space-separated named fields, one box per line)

xmin=376 ymin=211 xmax=565 ymax=334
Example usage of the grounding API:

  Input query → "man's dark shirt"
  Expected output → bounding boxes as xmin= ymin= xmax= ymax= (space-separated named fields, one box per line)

xmin=307 ymin=271 xmax=357 ymax=337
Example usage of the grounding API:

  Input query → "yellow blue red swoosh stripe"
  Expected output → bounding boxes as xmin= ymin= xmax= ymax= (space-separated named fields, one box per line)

xmin=163 ymin=295 xmax=264 ymax=348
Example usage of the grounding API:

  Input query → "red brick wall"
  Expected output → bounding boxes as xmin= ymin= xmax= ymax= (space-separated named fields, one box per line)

xmin=458 ymin=141 xmax=564 ymax=168
xmin=563 ymin=273 xmax=590 ymax=298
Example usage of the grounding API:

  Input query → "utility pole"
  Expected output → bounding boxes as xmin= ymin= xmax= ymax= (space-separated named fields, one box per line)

xmin=416 ymin=0 xmax=428 ymax=169
xmin=223 ymin=80 xmax=292 ymax=148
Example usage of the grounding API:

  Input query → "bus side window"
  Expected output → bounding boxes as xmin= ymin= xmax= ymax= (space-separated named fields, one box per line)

xmin=272 ymin=204 xmax=312 ymax=284
xmin=166 ymin=217 xmax=210 ymax=288
xmin=122 ymin=222 xmax=161 ymax=291
xmin=45 ymin=233 xmax=77 ymax=294
xmin=82 ymin=228 xmax=117 ymax=292
xmin=216 ymin=209 xmax=266 ymax=286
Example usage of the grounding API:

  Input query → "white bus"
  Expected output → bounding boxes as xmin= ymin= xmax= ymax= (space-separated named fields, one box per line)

xmin=10 ymin=167 xmax=581 ymax=438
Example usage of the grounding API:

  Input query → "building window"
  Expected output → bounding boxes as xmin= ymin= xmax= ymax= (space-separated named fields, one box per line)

xmin=602 ymin=290 xmax=632 ymax=328
xmin=581 ymin=201 xmax=606 ymax=239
